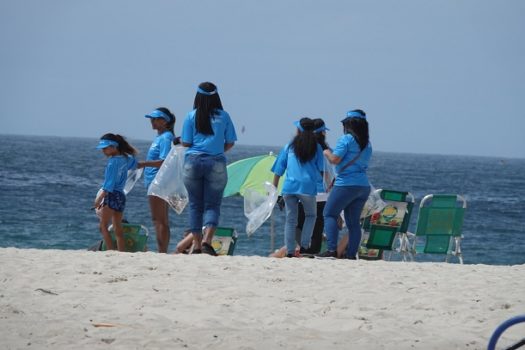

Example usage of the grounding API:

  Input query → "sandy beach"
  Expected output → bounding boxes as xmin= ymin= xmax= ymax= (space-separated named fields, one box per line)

xmin=0 ymin=248 xmax=523 ymax=349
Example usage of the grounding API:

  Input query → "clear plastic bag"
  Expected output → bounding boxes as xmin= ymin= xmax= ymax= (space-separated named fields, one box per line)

xmin=360 ymin=185 xmax=387 ymax=219
xmin=323 ymin=156 xmax=336 ymax=192
xmin=147 ymin=145 xmax=188 ymax=214
xmin=123 ymin=168 xmax=143 ymax=195
xmin=244 ymin=181 xmax=278 ymax=236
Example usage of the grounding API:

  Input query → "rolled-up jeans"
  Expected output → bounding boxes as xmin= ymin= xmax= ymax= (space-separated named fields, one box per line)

xmin=283 ymin=194 xmax=317 ymax=255
xmin=323 ymin=185 xmax=370 ymax=258
xmin=183 ymin=153 xmax=227 ymax=233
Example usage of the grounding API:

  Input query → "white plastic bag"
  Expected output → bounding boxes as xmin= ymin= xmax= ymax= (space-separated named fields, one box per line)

xmin=360 ymin=185 xmax=387 ymax=219
xmin=244 ymin=181 xmax=278 ymax=236
xmin=147 ymin=145 xmax=188 ymax=214
xmin=123 ymin=168 xmax=143 ymax=195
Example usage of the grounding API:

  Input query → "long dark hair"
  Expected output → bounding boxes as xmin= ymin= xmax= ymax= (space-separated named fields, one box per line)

xmin=193 ymin=82 xmax=223 ymax=135
xmin=155 ymin=107 xmax=176 ymax=134
xmin=291 ymin=117 xmax=318 ymax=163
xmin=343 ymin=109 xmax=369 ymax=151
xmin=313 ymin=118 xmax=329 ymax=150
xmin=100 ymin=133 xmax=138 ymax=156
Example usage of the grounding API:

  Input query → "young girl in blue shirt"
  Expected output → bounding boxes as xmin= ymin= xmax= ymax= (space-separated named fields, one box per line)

xmin=137 ymin=107 xmax=176 ymax=253
xmin=272 ymin=118 xmax=324 ymax=257
xmin=94 ymin=133 xmax=138 ymax=251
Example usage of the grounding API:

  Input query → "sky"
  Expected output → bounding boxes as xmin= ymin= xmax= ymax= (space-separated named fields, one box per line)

xmin=1 ymin=0 xmax=524 ymax=159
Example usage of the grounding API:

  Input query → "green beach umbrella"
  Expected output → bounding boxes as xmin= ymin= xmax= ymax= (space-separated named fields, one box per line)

xmin=223 ymin=153 xmax=284 ymax=198
xmin=223 ymin=152 xmax=284 ymax=252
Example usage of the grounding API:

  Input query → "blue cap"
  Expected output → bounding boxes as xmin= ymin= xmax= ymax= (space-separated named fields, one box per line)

xmin=341 ymin=110 xmax=366 ymax=123
xmin=145 ymin=109 xmax=171 ymax=122
xmin=96 ymin=139 xmax=118 ymax=149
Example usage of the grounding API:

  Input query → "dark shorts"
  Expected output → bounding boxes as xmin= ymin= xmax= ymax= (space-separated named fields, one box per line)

xmin=103 ymin=191 xmax=126 ymax=212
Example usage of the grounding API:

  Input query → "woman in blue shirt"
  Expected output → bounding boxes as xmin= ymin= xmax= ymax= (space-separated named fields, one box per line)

xmin=318 ymin=109 xmax=372 ymax=259
xmin=94 ymin=133 xmax=138 ymax=251
xmin=137 ymin=107 xmax=175 ymax=253
xmin=181 ymin=82 xmax=237 ymax=255
xmin=272 ymin=118 xmax=324 ymax=257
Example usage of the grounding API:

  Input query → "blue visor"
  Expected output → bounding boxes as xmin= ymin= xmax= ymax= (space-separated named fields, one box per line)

xmin=293 ymin=120 xmax=304 ymax=132
xmin=145 ymin=109 xmax=170 ymax=122
xmin=197 ymin=86 xmax=218 ymax=96
xmin=96 ymin=139 xmax=118 ymax=149
xmin=341 ymin=110 xmax=366 ymax=123
xmin=314 ymin=125 xmax=329 ymax=133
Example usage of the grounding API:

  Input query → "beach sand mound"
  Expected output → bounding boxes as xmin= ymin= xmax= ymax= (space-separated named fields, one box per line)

xmin=0 ymin=248 xmax=524 ymax=349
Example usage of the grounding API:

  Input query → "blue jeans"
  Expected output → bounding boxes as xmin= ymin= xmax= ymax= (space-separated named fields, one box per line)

xmin=283 ymin=194 xmax=317 ymax=254
xmin=323 ymin=185 xmax=370 ymax=258
xmin=183 ymin=154 xmax=227 ymax=233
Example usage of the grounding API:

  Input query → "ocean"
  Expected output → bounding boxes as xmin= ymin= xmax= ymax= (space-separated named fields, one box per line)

xmin=0 ymin=134 xmax=524 ymax=265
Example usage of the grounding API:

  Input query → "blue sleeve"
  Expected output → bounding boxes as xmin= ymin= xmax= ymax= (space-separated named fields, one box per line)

xmin=271 ymin=145 xmax=288 ymax=176
xmin=158 ymin=135 xmax=172 ymax=160
xmin=333 ymin=135 xmax=349 ymax=159
xmin=224 ymin=112 xmax=237 ymax=143
xmin=127 ymin=156 xmax=137 ymax=170
xmin=102 ymin=159 xmax=118 ymax=192
xmin=181 ymin=113 xmax=194 ymax=144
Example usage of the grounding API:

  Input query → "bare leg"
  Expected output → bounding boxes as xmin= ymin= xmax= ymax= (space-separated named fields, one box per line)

xmin=175 ymin=233 xmax=194 ymax=254
xmin=203 ymin=226 xmax=216 ymax=245
xmin=148 ymin=196 xmax=170 ymax=253
xmin=192 ymin=232 xmax=203 ymax=252
xmin=337 ymin=233 xmax=348 ymax=258
xmin=99 ymin=206 xmax=114 ymax=250
xmin=112 ymin=211 xmax=125 ymax=252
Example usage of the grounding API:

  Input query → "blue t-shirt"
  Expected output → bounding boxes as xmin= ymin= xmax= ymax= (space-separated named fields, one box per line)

xmin=332 ymin=134 xmax=372 ymax=187
xmin=144 ymin=131 xmax=174 ymax=188
xmin=271 ymin=143 xmax=324 ymax=196
xmin=102 ymin=155 xmax=134 ymax=193
xmin=181 ymin=109 xmax=237 ymax=156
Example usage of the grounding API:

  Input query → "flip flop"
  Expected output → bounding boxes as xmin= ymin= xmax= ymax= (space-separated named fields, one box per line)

xmin=202 ymin=242 xmax=217 ymax=256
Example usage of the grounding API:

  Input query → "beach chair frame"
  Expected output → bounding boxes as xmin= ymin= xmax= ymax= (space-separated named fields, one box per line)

xmin=360 ymin=189 xmax=415 ymax=261
xmin=102 ymin=223 xmax=149 ymax=252
xmin=211 ymin=227 xmax=238 ymax=256
xmin=410 ymin=194 xmax=467 ymax=264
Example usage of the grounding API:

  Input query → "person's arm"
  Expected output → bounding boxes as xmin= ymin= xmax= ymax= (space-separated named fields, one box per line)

xmin=272 ymin=174 xmax=281 ymax=189
xmin=323 ymin=148 xmax=342 ymax=165
xmin=137 ymin=159 xmax=164 ymax=169
xmin=224 ymin=142 xmax=235 ymax=152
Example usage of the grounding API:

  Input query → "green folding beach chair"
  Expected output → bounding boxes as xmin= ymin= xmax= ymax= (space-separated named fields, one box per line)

xmin=409 ymin=194 xmax=467 ymax=264
xmin=210 ymin=227 xmax=238 ymax=256
xmin=359 ymin=189 xmax=415 ymax=261
xmin=101 ymin=223 xmax=149 ymax=252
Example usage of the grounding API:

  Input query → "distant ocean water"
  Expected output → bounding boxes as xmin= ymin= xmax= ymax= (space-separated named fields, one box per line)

xmin=0 ymin=135 xmax=524 ymax=265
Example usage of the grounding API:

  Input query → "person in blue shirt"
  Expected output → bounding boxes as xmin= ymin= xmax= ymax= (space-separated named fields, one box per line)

xmin=137 ymin=107 xmax=175 ymax=253
xmin=295 ymin=118 xmax=331 ymax=255
xmin=181 ymin=82 xmax=237 ymax=255
xmin=272 ymin=118 xmax=324 ymax=258
xmin=94 ymin=133 xmax=138 ymax=251
xmin=317 ymin=109 xmax=372 ymax=259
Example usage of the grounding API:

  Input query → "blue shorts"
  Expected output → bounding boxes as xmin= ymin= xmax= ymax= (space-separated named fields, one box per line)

xmin=103 ymin=191 xmax=126 ymax=212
